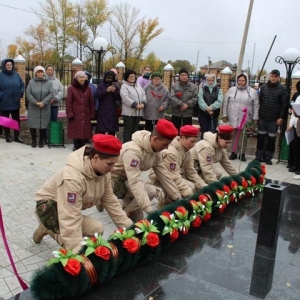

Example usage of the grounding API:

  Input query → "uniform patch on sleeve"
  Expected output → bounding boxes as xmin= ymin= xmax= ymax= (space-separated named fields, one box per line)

xmin=170 ymin=162 xmax=176 ymax=170
xmin=67 ymin=192 xmax=77 ymax=204
xmin=206 ymin=155 xmax=213 ymax=163
xmin=130 ymin=159 xmax=139 ymax=168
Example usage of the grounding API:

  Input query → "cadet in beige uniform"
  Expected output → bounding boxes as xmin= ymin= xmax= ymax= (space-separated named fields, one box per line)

xmin=190 ymin=125 xmax=237 ymax=184
xmin=149 ymin=125 xmax=207 ymax=199
xmin=33 ymin=134 xmax=132 ymax=254
xmin=111 ymin=119 xmax=181 ymax=221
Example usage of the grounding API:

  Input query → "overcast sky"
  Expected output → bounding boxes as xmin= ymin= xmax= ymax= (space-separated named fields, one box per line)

xmin=0 ymin=0 xmax=299 ymax=77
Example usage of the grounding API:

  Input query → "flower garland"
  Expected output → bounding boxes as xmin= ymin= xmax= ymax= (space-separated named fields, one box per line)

xmin=30 ymin=160 xmax=266 ymax=300
xmin=48 ymin=248 xmax=84 ymax=276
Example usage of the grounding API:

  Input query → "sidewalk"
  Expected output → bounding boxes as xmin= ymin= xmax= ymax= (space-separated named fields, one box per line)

xmin=0 ymin=138 xmax=298 ymax=299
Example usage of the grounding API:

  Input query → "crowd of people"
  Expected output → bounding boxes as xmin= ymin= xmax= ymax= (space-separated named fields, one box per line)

xmin=0 ymin=58 xmax=294 ymax=253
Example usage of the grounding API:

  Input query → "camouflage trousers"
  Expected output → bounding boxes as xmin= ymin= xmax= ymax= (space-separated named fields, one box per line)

xmin=35 ymin=200 xmax=59 ymax=234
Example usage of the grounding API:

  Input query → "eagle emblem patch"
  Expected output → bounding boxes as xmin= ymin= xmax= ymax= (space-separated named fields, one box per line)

xmin=206 ymin=156 xmax=213 ymax=163
xmin=170 ymin=162 xmax=176 ymax=170
xmin=130 ymin=159 xmax=139 ymax=167
xmin=67 ymin=192 xmax=77 ymax=204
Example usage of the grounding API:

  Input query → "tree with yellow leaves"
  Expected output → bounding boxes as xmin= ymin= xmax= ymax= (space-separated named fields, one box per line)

xmin=110 ymin=2 xmax=163 ymax=70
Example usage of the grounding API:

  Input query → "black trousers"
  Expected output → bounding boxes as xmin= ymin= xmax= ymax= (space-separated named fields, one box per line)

xmin=292 ymin=127 xmax=300 ymax=169
xmin=30 ymin=128 xmax=46 ymax=141
xmin=122 ymin=116 xmax=141 ymax=143
xmin=73 ymin=139 xmax=86 ymax=150
xmin=1 ymin=109 xmax=21 ymax=137
xmin=171 ymin=115 xmax=192 ymax=133
xmin=144 ymin=120 xmax=158 ymax=132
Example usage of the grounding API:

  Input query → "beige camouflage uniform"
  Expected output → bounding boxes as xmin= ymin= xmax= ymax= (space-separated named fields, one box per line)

xmin=149 ymin=136 xmax=207 ymax=198
xmin=111 ymin=131 xmax=181 ymax=217
xmin=190 ymin=132 xmax=237 ymax=184
xmin=35 ymin=147 xmax=132 ymax=253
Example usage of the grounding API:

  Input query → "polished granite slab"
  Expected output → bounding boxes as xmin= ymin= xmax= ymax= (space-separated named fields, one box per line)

xmin=9 ymin=181 xmax=300 ymax=300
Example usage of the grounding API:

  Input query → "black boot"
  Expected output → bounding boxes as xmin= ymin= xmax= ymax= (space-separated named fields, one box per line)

xmin=229 ymin=152 xmax=237 ymax=160
xmin=30 ymin=128 xmax=36 ymax=148
xmin=14 ymin=132 xmax=23 ymax=143
xmin=39 ymin=129 xmax=45 ymax=148
xmin=4 ymin=128 xmax=11 ymax=142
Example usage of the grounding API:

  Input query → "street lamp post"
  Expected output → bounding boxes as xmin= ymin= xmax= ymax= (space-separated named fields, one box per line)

xmin=275 ymin=47 xmax=300 ymax=162
xmin=83 ymin=37 xmax=116 ymax=84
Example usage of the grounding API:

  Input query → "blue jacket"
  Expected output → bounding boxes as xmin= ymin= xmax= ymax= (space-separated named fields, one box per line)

xmin=0 ymin=59 xmax=25 ymax=111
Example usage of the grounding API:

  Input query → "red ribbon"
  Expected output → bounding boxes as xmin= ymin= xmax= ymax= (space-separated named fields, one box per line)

xmin=0 ymin=206 xmax=29 ymax=290
xmin=232 ymin=107 xmax=248 ymax=153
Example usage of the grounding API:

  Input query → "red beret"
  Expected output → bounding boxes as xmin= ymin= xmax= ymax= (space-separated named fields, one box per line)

xmin=180 ymin=125 xmax=200 ymax=137
xmin=92 ymin=134 xmax=122 ymax=155
xmin=218 ymin=125 xmax=234 ymax=135
xmin=155 ymin=119 xmax=178 ymax=140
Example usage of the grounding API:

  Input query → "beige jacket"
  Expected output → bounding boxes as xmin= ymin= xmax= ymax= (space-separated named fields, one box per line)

xmin=111 ymin=131 xmax=181 ymax=211
xmin=149 ymin=137 xmax=207 ymax=197
xmin=189 ymin=132 xmax=237 ymax=183
xmin=35 ymin=147 xmax=132 ymax=252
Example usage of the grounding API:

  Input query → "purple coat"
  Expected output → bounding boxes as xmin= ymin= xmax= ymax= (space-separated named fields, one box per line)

xmin=96 ymin=74 xmax=121 ymax=133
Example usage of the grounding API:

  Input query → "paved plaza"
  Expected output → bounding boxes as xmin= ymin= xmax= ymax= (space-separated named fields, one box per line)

xmin=0 ymin=137 xmax=299 ymax=300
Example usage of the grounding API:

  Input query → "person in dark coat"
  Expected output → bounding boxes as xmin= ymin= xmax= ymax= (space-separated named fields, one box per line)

xmin=26 ymin=66 xmax=54 ymax=148
xmin=96 ymin=70 xmax=121 ymax=136
xmin=66 ymin=71 xmax=95 ymax=151
xmin=0 ymin=58 xmax=25 ymax=143
xmin=255 ymin=69 xmax=288 ymax=165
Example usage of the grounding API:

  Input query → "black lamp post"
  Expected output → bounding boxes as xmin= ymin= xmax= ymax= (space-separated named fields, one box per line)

xmin=83 ymin=37 xmax=116 ymax=84
xmin=275 ymin=47 xmax=300 ymax=162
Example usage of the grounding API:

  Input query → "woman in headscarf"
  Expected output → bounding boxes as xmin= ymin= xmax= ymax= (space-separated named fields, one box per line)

xmin=26 ymin=66 xmax=54 ymax=148
xmin=96 ymin=70 xmax=121 ymax=136
xmin=66 ymin=71 xmax=95 ymax=151
xmin=198 ymin=73 xmax=223 ymax=139
xmin=222 ymin=73 xmax=259 ymax=161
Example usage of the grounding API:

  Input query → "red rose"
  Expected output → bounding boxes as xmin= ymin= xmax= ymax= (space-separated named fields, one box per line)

xmin=170 ymin=229 xmax=179 ymax=242
xmin=198 ymin=194 xmax=208 ymax=205
xmin=123 ymin=238 xmax=140 ymax=253
xmin=161 ymin=211 xmax=171 ymax=219
xmin=91 ymin=237 xmax=97 ymax=243
xmin=115 ymin=228 xmax=124 ymax=233
xmin=176 ymin=206 xmax=187 ymax=215
xmin=259 ymin=175 xmax=265 ymax=184
xmin=94 ymin=246 xmax=111 ymax=260
xmin=146 ymin=232 xmax=160 ymax=248
xmin=181 ymin=226 xmax=189 ymax=235
xmin=250 ymin=176 xmax=256 ymax=185
xmin=203 ymin=212 xmax=211 ymax=222
xmin=192 ymin=215 xmax=202 ymax=228
xmin=157 ymin=94 xmax=162 ymax=99
xmin=60 ymin=248 xmax=67 ymax=255
xmin=176 ymin=91 xmax=183 ymax=98
xmin=246 ymin=191 xmax=252 ymax=197
xmin=229 ymin=194 xmax=236 ymax=202
xmin=241 ymin=178 xmax=248 ymax=188
xmin=216 ymin=190 xmax=224 ymax=197
xmin=136 ymin=219 xmax=151 ymax=227
xmin=223 ymin=185 xmax=230 ymax=194
xmin=151 ymin=91 xmax=156 ymax=97
xmin=230 ymin=181 xmax=238 ymax=191
xmin=64 ymin=258 xmax=81 ymax=276
xmin=218 ymin=203 xmax=227 ymax=213
xmin=261 ymin=165 xmax=266 ymax=175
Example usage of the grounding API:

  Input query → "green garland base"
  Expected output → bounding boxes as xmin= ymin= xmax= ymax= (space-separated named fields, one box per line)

xmin=30 ymin=160 xmax=266 ymax=300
